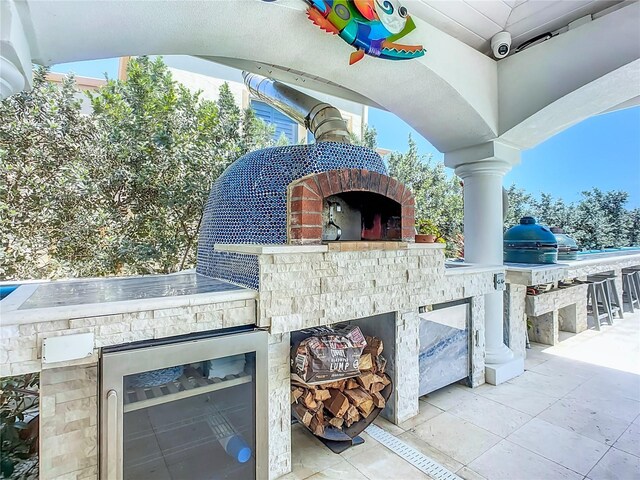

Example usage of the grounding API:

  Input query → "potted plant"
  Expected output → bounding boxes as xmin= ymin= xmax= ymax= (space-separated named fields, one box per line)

xmin=415 ymin=219 xmax=440 ymax=243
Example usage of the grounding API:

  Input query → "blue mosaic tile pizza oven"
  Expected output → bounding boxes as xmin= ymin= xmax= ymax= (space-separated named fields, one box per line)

xmin=197 ymin=143 xmax=387 ymax=289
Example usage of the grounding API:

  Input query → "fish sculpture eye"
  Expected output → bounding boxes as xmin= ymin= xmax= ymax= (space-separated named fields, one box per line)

xmin=375 ymin=0 xmax=407 ymax=35
xmin=335 ymin=3 xmax=350 ymax=20
xmin=375 ymin=0 xmax=394 ymax=15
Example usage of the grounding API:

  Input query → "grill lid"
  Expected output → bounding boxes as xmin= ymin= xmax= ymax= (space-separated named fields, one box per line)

xmin=504 ymin=217 xmax=558 ymax=251
xmin=550 ymin=227 xmax=580 ymax=253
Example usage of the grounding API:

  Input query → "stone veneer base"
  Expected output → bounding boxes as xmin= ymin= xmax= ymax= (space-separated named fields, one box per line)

xmin=2 ymin=245 xmax=507 ymax=480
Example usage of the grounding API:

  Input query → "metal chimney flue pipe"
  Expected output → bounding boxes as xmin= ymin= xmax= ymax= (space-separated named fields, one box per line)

xmin=242 ymin=72 xmax=351 ymax=144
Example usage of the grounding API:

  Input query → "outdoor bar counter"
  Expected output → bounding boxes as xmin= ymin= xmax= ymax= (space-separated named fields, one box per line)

xmin=504 ymin=249 xmax=640 ymax=356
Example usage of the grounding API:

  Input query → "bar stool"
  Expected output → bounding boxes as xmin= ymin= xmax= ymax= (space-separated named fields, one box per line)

xmin=585 ymin=277 xmax=613 ymax=330
xmin=622 ymin=269 xmax=640 ymax=313
xmin=587 ymin=274 xmax=624 ymax=320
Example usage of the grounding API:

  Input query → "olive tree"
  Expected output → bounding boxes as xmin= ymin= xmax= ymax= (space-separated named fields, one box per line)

xmin=387 ymin=135 xmax=463 ymax=256
xmin=1 ymin=58 xmax=274 ymax=279
xmin=0 ymin=67 xmax=106 ymax=279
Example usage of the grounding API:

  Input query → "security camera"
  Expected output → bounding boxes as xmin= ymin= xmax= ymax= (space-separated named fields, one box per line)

xmin=491 ymin=31 xmax=512 ymax=59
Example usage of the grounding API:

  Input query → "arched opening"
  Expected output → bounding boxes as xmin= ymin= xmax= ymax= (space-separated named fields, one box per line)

xmin=287 ymin=169 xmax=415 ymax=244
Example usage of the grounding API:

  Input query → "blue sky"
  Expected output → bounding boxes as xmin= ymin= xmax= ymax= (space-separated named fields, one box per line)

xmin=52 ymin=59 xmax=640 ymax=209
xmin=368 ymin=106 xmax=640 ymax=209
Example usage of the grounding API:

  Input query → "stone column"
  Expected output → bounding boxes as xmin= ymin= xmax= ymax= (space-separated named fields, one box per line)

xmin=40 ymin=364 xmax=99 ymax=479
xmin=470 ymin=295 xmax=486 ymax=387
xmin=268 ymin=332 xmax=292 ymax=480
xmin=394 ymin=310 xmax=420 ymax=424
xmin=445 ymin=141 xmax=524 ymax=385
xmin=503 ymin=284 xmax=527 ymax=359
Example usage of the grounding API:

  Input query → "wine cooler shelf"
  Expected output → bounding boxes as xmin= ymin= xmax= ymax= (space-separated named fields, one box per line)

xmin=123 ymin=367 xmax=252 ymax=413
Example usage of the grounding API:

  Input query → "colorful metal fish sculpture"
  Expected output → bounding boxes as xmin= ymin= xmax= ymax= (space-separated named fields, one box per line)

xmin=305 ymin=0 xmax=425 ymax=65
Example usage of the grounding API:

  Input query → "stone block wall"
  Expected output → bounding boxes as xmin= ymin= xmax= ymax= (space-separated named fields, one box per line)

xmin=524 ymin=284 xmax=588 ymax=346
xmin=255 ymin=245 xmax=497 ymax=333
xmin=40 ymin=364 xmax=98 ymax=479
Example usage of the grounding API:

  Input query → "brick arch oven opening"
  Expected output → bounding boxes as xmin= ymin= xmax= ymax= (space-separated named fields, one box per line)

xmin=287 ymin=169 xmax=415 ymax=245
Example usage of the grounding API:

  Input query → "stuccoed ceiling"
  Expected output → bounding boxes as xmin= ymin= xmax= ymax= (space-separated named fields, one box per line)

xmin=5 ymin=0 xmax=638 ymax=153
xmin=408 ymin=0 xmax=626 ymax=56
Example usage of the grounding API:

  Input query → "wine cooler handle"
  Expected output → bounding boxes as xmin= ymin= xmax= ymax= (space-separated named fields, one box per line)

xmin=106 ymin=389 xmax=119 ymax=480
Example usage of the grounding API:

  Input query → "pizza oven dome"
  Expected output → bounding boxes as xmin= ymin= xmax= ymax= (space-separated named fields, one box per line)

xmin=196 ymin=143 xmax=388 ymax=278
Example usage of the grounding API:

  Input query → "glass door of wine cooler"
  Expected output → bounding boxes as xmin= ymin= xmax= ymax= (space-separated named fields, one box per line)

xmin=100 ymin=329 xmax=267 ymax=480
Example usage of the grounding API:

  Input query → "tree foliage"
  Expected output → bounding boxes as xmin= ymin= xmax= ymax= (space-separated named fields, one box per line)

xmin=1 ymin=68 xmax=103 ymax=279
xmin=504 ymin=185 xmax=534 ymax=230
xmin=351 ymin=124 xmax=378 ymax=150
xmin=2 ymin=59 xmax=638 ymax=279
xmin=1 ymin=58 xmax=274 ymax=279
xmin=505 ymin=186 xmax=638 ymax=250
xmin=387 ymin=136 xmax=463 ymax=256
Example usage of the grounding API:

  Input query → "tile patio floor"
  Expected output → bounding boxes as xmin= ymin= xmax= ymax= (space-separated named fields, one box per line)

xmin=282 ymin=310 xmax=640 ymax=480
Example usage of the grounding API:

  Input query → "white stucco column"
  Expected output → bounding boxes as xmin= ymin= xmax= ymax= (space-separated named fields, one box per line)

xmin=1 ymin=0 xmax=33 ymax=99
xmin=445 ymin=141 xmax=524 ymax=385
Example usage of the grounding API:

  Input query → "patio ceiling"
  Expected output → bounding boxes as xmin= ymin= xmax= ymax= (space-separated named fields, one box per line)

xmin=3 ymin=0 xmax=639 ymax=154
xmin=411 ymin=0 xmax=627 ymax=56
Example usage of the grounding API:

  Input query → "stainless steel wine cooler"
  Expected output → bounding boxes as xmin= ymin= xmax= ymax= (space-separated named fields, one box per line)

xmin=100 ymin=327 xmax=268 ymax=480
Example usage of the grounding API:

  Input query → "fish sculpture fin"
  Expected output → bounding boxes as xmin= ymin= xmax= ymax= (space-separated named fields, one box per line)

xmin=306 ymin=7 xmax=339 ymax=35
xmin=349 ymin=49 xmax=366 ymax=65
xmin=380 ymin=40 xmax=426 ymax=60
xmin=354 ymin=0 xmax=378 ymax=21
xmin=381 ymin=40 xmax=425 ymax=53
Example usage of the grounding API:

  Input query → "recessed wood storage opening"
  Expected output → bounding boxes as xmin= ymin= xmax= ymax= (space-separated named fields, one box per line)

xmin=289 ymin=313 xmax=397 ymax=449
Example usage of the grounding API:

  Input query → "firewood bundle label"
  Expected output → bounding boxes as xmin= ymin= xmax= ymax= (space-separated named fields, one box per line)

xmin=290 ymin=325 xmax=367 ymax=384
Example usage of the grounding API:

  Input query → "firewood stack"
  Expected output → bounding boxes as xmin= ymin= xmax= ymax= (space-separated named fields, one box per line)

xmin=291 ymin=335 xmax=390 ymax=436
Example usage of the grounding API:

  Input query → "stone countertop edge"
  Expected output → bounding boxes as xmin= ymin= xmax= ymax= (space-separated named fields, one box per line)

xmin=505 ymin=252 xmax=640 ymax=285
xmin=444 ymin=264 xmax=504 ymax=276
xmin=505 ymin=251 xmax=640 ymax=273
xmin=406 ymin=242 xmax=446 ymax=250
xmin=563 ymin=252 xmax=640 ymax=269
xmin=214 ymin=242 xmax=446 ymax=254
xmin=1 ymin=288 xmax=258 ymax=326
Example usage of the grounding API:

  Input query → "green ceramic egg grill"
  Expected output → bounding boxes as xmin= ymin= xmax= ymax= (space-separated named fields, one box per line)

xmin=504 ymin=217 xmax=558 ymax=264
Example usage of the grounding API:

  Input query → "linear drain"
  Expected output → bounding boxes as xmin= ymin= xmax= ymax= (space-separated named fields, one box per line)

xmin=365 ymin=423 xmax=462 ymax=480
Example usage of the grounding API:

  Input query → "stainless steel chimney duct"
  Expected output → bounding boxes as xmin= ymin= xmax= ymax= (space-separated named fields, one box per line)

xmin=242 ymin=72 xmax=351 ymax=144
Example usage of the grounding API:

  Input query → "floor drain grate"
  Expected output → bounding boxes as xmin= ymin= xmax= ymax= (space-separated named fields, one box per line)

xmin=365 ymin=423 xmax=462 ymax=480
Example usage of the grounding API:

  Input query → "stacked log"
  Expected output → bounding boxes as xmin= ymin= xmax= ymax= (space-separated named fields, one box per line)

xmin=291 ymin=335 xmax=390 ymax=435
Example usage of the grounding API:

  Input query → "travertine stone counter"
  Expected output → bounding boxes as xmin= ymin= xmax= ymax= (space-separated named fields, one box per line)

xmin=505 ymin=250 xmax=640 ymax=286
xmin=1 ymin=273 xmax=257 ymax=480
xmin=1 ymin=279 xmax=257 ymax=377
xmin=505 ymin=250 xmax=640 ymax=352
